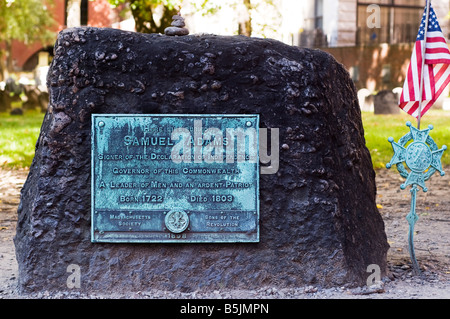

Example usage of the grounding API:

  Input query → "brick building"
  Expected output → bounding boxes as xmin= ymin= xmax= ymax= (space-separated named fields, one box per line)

xmin=7 ymin=0 xmax=450 ymax=97
xmin=7 ymin=0 xmax=132 ymax=75
xmin=286 ymin=0 xmax=450 ymax=94
xmin=187 ymin=0 xmax=450 ymax=95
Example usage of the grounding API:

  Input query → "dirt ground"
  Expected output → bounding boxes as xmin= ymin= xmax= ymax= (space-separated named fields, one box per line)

xmin=0 ymin=167 xmax=449 ymax=299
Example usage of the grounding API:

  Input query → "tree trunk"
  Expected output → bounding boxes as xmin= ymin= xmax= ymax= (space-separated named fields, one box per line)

xmin=5 ymin=41 xmax=13 ymax=76
xmin=67 ymin=0 xmax=82 ymax=28
xmin=0 ymin=49 xmax=6 ymax=81
xmin=238 ymin=0 xmax=252 ymax=37
xmin=158 ymin=5 xmax=178 ymax=34
xmin=130 ymin=1 xmax=177 ymax=34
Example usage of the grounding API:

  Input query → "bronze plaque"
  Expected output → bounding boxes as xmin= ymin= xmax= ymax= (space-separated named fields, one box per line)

xmin=91 ymin=114 xmax=259 ymax=243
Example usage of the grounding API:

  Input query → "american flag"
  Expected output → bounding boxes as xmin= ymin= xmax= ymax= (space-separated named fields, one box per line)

xmin=399 ymin=3 xmax=450 ymax=118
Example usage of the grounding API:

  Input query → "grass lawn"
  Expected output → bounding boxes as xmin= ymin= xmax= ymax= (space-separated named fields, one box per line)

xmin=0 ymin=110 xmax=45 ymax=169
xmin=0 ymin=109 xmax=449 ymax=170
xmin=362 ymin=109 xmax=450 ymax=169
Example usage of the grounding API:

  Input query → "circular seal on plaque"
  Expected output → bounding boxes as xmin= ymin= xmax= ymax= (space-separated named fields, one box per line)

xmin=405 ymin=141 xmax=432 ymax=173
xmin=165 ymin=209 xmax=189 ymax=234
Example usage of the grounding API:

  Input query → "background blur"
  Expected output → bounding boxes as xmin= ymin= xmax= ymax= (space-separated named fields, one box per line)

xmin=1 ymin=0 xmax=450 ymax=99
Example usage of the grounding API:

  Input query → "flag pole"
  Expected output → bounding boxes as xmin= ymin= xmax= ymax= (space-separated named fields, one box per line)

xmin=417 ymin=0 xmax=431 ymax=129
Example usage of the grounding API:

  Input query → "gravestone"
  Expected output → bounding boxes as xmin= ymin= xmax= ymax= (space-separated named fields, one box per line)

xmin=357 ymin=88 xmax=374 ymax=112
xmin=22 ymin=86 xmax=49 ymax=112
xmin=374 ymin=90 xmax=400 ymax=114
xmin=14 ymin=27 xmax=389 ymax=293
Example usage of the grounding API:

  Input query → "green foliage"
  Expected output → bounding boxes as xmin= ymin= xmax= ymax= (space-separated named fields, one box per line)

xmin=189 ymin=0 xmax=220 ymax=15
xmin=0 ymin=0 xmax=56 ymax=45
xmin=107 ymin=0 xmax=223 ymax=34
xmin=3 ymin=109 xmax=450 ymax=170
xmin=107 ymin=0 xmax=278 ymax=37
xmin=108 ymin=0 xmax=182 ymax=33
xmin=0 ymin=0 xmax=56 ymax=77
xmin=0 ymin=110 xmax=45 ymax=169
xmin=362 ymin=110 xmax=450 ymax=169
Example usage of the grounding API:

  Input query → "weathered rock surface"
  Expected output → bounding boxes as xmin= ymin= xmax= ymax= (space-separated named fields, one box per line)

xmin=14 ymin=27 xmax=389 ymax=293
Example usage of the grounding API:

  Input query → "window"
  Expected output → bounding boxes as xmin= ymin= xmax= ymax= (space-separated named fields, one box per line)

xmin=315 ymin=0 xmax=323 ymax=30
xmin=381 ymin=64 xmax=391 ymax=83
xmin=356 ymin=0 xmax=424 ymax=45
xmin=299 ymin=0 xmax=327 ymax=48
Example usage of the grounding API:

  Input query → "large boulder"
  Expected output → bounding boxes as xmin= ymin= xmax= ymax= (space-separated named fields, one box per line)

xmin=14 ymin=27 xmax=389 ymax=293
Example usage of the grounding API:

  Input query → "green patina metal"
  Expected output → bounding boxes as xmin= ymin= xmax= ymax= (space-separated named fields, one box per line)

xmin=91 ymin=114 xmax=260 ymax=243
xmin=386 ymin=121 xmax=446 ymax=274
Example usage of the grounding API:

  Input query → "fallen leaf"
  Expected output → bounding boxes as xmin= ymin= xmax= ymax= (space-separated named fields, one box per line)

xmin=376 ymin=204 xmax=383 ymax=209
